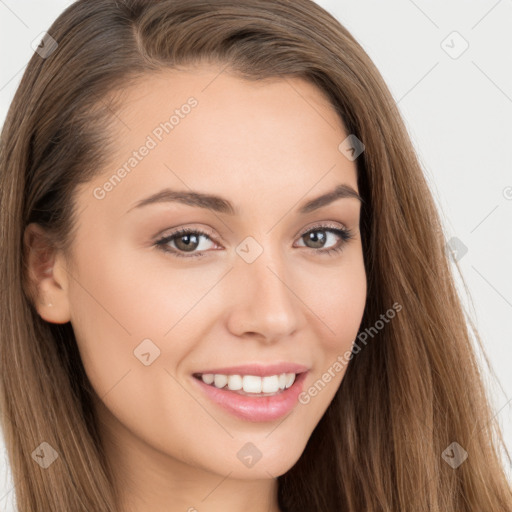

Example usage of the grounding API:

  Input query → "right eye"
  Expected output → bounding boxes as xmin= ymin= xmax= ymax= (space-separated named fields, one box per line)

xmin=154 ymin=227 xmax=219 ymax=259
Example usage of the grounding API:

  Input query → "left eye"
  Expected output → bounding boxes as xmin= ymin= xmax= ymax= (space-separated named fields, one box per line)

xmin=154 ymin=224 xmax=354 ymax=259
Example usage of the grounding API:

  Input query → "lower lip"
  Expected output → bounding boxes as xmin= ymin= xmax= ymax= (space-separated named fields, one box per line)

xmin=192 ymin=372 xmax=308 ymax=422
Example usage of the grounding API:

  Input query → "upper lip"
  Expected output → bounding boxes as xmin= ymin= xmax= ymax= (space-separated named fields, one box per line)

xmin=193 ymin=362 xmax=309 ymax=377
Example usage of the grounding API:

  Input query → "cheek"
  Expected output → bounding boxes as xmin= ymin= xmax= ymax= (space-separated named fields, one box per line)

xmin=293 ymin=257 xmax=366 ymax=424
xmin=305 ymin=253 xmax=367 ymax=348
xmin=65 ymin=242 xmax=172 ymax=395
xmin=68 ymin=238 xmax=205 ymax=336
xmin=298 ymin=252 xmax=366 ymax=402
xmin=66 ymin=241 xmax=216 ymax=395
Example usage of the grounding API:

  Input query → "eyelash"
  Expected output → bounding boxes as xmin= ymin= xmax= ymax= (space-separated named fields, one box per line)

xmin=154 ymin=223 xmax=354 ymax=259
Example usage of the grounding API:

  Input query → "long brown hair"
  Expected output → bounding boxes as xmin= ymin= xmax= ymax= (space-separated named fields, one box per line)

xmin=1 ymin=1 xmax=510 ymax=510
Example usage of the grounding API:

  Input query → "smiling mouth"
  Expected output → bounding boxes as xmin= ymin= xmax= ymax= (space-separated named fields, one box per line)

xmin=192 ymin=372 xmax=301 ymax=396
xmin=191 ymin=370 xmax=309 ymax=422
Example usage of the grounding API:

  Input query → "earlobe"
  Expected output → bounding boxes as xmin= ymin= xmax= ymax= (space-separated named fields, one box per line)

xmin=23 ymin=223 xmax=71 ymax=324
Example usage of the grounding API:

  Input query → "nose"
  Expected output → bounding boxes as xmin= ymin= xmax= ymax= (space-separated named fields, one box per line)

xmin=225 ymin=248 xmax=301 ymax=344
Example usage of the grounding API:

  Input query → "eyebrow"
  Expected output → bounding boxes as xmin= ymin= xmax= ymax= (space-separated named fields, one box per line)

xmin=126 ymin=183 xmax=363 ymax=216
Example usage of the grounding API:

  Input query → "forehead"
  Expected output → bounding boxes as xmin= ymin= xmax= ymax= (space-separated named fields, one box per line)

xmin=77 ymin=65 xmax=358 ymax=219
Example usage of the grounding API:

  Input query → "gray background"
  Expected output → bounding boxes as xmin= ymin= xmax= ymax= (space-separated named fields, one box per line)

xmin=1 ymin=0 xmax=511 ymax=509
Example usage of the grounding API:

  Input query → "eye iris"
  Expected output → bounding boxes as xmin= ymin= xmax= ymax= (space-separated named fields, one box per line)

xmin=305 ymin=230 xmax=326 ymax=249
xmin=175 ymin=233 xmax=200 ymax=252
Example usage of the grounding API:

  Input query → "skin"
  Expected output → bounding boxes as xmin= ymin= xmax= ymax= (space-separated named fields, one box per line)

xmin=25 ymin=65 xmax=367 ymax=512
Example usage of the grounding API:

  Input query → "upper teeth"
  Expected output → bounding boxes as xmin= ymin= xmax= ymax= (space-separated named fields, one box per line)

xmin=200 ymin=373 xmax=296 ymax=393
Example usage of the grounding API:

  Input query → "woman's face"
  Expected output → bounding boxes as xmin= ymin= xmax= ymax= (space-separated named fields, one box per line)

xmin=34 ymin=65 xmax=366 ymax=489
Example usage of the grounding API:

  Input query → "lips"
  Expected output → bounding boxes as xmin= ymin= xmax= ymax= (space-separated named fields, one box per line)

xmin=191 ymin=369 xmax=309 ymax=422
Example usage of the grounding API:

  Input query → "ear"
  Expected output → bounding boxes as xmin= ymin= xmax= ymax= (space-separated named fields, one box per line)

xmin=23 ymin=223 xmax=71 ymax=324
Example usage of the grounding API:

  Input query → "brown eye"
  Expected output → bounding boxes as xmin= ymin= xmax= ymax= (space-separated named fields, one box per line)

xmin=173 ymin=232 xmax=201 ymax=252
xmin=302 ymin=229 xmax=329 ymax=249
xmin=155 ymin=228 xmax=217 ymax=259
xmin=296 ymin=226 xmax=353 ymax=255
